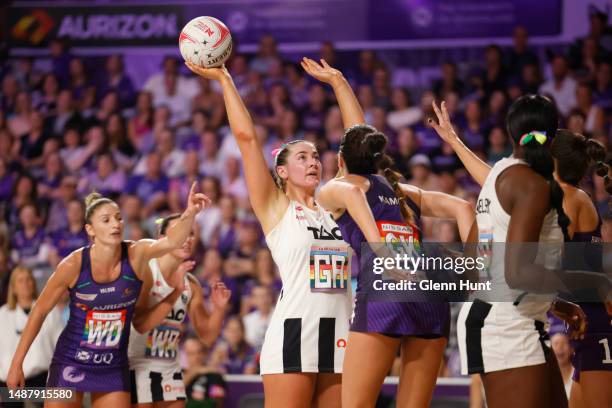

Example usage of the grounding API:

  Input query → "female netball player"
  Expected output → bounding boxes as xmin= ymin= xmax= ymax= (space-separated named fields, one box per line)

xmin=431 ymin=109 xmax=611 ymax=407
xmin=184 ymin=61 xmax=351 ymax=408
xmin=429 ymin=96 xmax=592 ymax=407
xmin=552 ymin=131 xmax=612 ymax=408
xmin=6 ymin=183 xmax=210 ymax=408
xmin=301 ymin=58 xmax=476 ymax=407
xmin=129 ymin=213 xmax=231 ymax=407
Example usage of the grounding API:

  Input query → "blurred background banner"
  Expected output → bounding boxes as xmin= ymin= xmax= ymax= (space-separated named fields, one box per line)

xmin=7 ymin=0 xmax=563 ymax=50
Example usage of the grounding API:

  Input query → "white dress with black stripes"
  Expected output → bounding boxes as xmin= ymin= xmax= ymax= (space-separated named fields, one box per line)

xmin=457 ymin=157 xmax=563 ymax=374
xmin=260 ymin=201 xmax=352 ymax=374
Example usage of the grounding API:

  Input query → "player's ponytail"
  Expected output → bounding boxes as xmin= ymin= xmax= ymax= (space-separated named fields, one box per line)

xmin=552 ymin=130 xmax=612 ymax=193
xmin=507 ymin=95 xmax=570 ymax=240
xmin=341 ymin=124 xmax=415 ymax=225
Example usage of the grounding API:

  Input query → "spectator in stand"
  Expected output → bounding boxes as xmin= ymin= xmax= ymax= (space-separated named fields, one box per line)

xmin=143 ymin=56 xmax=199 ymax=127
xmin=13 ymin=110 xmax=49 ymax=172
xmin=68 ymin=57 xmax=95 ymax=112
xmin=7 ymin=91 xmax=34 ymax=138
xmin=151 ymin=128 xmax=185 ymax=178
xmin=575 ymin=82 xmax=606 ymax=135
xmin=77 ymin=152 xmax=126 ymax=198
xmin=301 ymin=83 xmax=328 ymax=135
xmin=372 ymin=66 xmax=392 ymax=109
xmin=105 ymin=112 xmax=135 ymax=158
xmin=224 ymin=220 xmax=261 ymax=280
xmin=195 ymin=176 xmax=222 ymax=248
xmin=407 ymin=154 xmax=439 ymax=191
xmin=391 ymin=127 xmax=419 ymax=177
xmin=458 ymin=99 xmax=487 ymax=152
xmin=285 ymin=62 xmax=309 ymax=109
xmin=49 ymin=38 xmax=71 ymax=88
xmin=46 ymin=198 xmax=87 ymax=268
xmin=5 ymin=174 xmax=37 ymax=229
xmin=321 ymin=150 xmax=339 ymax=183
xmin=486 ymin=126 xmax=512 ymax=164
xmin=45 ymin=89 xmax=82 ymax=138
xmin=45 ymin=175 xmax=78 ymax=233
xmin=169 ymin=150 xmax=202 ymax=213
xmin=1 ymin=74 xmax=20 ymax=114
xmin=566 ymin=109 xmax=587 ymax=135
xmin=196 ymin=248 xmax=240 ymax=315
xmin=506 ymin=26 xmax=539 ymax=79
xmin=192 ymin=76 xmax=225 ymax=130
xmin=197 ymin=130 xmax=222 ymax=178
xmin=221 ymin=156 xmax=248 ymax=207
xmin=592 ymin=61 xmax=612 ymax=111
xmin=37 ymin=152 xmax=63 ymax=203
xmin=483 ymin=45 xmax=508 ymax=98
xmin=0 ymin=157 xmax=15 ymax=206
xmin=10 ymin=204 xmax=48 ymax=277
xmin=127 ymin=91 xmax=154 ymax=153
xmin=354 ymin=50 xmax=378 ymax=85
xmin=182 ymin=336 xmax=227 ymax=407
xmin=242 ymin=285 xmax=274 ymax=350
xmin=0 ymin=267 xmax=64 ymax=399
xmin=433 ymin=61 xmax=465 ymax=98
xmin=413 ymin=90 xmax=442 ymax=155
xmin=387 ymin=87 xmax=422 ymax=131
xmin=209 ymin=315 xmax=257 ymax=375
xmin=249 ymin=35 xmax=280 ymax=75
xmin=520 ymin=62 xmax=543 ymax=94
xmin=0 ymin=249 xmax=11 ymax=305
xmin=211 ymin=194 xmax=238 ymax=258
xmin=125 ymin=151 xmax=169 ymax=218
xmin=539 ymin=54 xmax=577 ymax=117
xmin=98 ymin=54 xmax=136 ymax=109
xmin=33 ymin=74 xmax=59 ymax=116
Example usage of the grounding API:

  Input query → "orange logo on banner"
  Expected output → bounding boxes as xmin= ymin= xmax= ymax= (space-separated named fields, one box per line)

xmin=12 ymin=9 xmax=55 ymax=45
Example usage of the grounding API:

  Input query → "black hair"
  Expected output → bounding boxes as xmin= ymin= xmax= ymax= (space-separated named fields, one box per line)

xmin=340 ymin=124 xmax=415 ymax=225
xmin=158 ymin=213 xmax=181 ymax=236
xmin=552 ymin=130 xmax=611 ymax=193
xmin=506 ymin=94 xmax=570 ymax=238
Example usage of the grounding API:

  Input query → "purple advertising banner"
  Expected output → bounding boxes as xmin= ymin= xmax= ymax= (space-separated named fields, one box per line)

xmin=369 ymin=0 xmax=562 ymax=40
xmin=7 ymin=0 xmax=562 ymax=48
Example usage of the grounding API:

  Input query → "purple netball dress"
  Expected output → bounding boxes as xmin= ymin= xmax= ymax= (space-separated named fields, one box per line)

xmin=336 ymin=174 xmax=450 ymax=337
xmin=47 ymin=242 xmax=142 ymax=392
xmin=564 ymin=222 xmax=611 ymax=381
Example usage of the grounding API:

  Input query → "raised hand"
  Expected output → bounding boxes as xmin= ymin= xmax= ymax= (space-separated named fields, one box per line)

xmin=301 ymin=57 xmax=344 ymax=86
xmin=185 ymin=61 xmax=230 ymax=82
xmin=428 ymin=100 xmax=461 ymax=146
xmin=210 ymin=280 xmax=232 ymax=309
xmin=168 ymin=260 xmax=195 ymax=292
xmin=554 ymin=301 xmax=588 ymax=340
xmin=186 ymin=182 xmax=212 ymax=216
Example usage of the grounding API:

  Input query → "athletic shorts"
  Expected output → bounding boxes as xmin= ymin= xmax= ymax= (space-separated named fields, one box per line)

xmin=130 ymin=365 xmax=186 ymax=403
xmin=458 ymin=300 xmax=552 ymax=374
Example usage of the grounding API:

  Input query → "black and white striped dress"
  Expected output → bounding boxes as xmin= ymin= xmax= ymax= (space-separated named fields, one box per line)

xmin=261 ymin=201 xmax=352 ymax=374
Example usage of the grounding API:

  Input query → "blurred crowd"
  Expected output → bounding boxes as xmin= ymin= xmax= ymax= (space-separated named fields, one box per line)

xmin=0 ymin=7 xmax=611 ymax=403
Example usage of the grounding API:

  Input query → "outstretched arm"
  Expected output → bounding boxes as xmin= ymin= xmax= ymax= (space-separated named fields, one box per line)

xmin=405 ymin=185 xmax=475 ymax=243
xmin=301 ymin=58 xmax=365 ymax=129
xmin=429 ymin=101 xmax=491 ymax=186
xmin=188 ymin=278 xmax=230 ymax=347
xmin=185 ymin=63 xmax=285 ymax=233
xmin=132 ymin=182 xmax=209 ymax=272
xmin=318 ymin=179 xmax=380 ymax=243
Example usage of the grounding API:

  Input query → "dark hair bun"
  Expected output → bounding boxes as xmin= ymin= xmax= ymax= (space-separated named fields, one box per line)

xmin=363 ymin=132 xmax=387 ymax=158
xmin=586 ymin=139 xmax=606 ymax=164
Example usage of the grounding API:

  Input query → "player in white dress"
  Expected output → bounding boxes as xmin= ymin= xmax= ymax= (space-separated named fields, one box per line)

xmin=128 ymin=214 xmax=230 ymax=406
xmin=185 ymin=61 xmax=355 ymax=408
xmin=429 ymin=96 xmax=593 ymax=408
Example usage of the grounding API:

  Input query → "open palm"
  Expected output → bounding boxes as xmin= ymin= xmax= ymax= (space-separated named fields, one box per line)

xmin=301 ymin=57 xmax=343 ymax=85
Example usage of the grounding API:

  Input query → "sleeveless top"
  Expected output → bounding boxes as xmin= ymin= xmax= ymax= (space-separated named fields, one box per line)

xmin=128 ymin=258 xmax=193 ymax=369
xmin=475 ymin=157 xmax=563 ymax=320
xmin=52 ymin=242 xmax=142 ymax=369
xmin=336 ymin=174 xmax=422 ymax=295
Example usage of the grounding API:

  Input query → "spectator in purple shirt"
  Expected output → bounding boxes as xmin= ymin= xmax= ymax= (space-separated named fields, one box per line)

xmin=196 ymin=248 xmax=240 ymax=314
xmin=125 ymin=151 xmax=169 ymax=218
xmin=592 ymin=61 xmax=612 ymax=112
xmin=77 ymin=152 xmax=126 ymax=198
xmin=169 ymin=150 xmax=201 ymax=213
xmin=211 ymin=195 xmax=238 ymax=258
xmin=300 ymin=84 xmax=328 ymax=134
xmin=47 ymin=198 xmax=87 ymax=267
xmin=45 ymin=175 xmax=78 ymax=233
xmin=10 ymin=203 xmax=47 ymax=271
xmin=458 ymin=99 xmax=487 ymax=152
xmin=209 ymin=315 xmax=257 ymax=375
xmin=0 ymin=158 xmax=15 ymax=204
xmin=98 ymin=55 xmax=136 ymax=109
xmin=36 ymin=152 xmax=63 ymax=202
xmin=33 ymin=73 xmax=60 ymax=115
